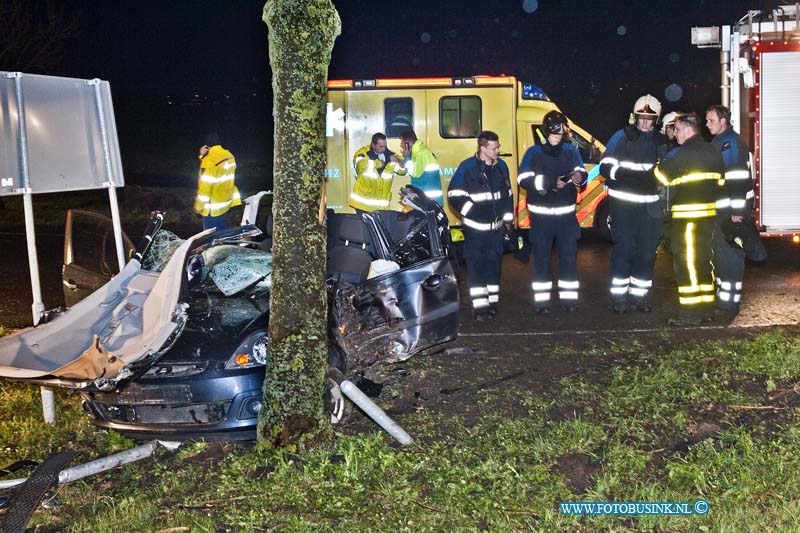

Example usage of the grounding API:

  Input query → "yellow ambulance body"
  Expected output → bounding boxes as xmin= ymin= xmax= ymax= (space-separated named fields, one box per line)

xmin=324 ymin=75 xmax=608 ymax=234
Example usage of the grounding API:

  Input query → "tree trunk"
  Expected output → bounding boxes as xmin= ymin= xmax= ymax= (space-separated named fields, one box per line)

xmin=258 ymin=0 xmax=340 ymax=452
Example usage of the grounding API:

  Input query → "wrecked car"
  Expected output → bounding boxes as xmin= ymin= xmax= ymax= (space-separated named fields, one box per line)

xmin=0 ymin=186 xmax=459 ymax=440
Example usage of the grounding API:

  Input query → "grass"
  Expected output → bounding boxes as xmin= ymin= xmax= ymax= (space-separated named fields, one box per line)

xmin=1 ymin=330 xmax=800 ymax=531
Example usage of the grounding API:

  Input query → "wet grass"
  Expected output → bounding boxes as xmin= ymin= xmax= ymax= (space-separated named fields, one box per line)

xmin=2 ymin=331 xmax=800 ymax=531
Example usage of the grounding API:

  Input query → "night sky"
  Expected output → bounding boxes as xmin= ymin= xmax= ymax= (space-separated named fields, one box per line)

xmin=6 ymin=0 xmax=775 ymax=183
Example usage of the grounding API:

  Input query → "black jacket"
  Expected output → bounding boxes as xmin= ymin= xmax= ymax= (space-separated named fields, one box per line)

xmin=448 ymin=156 xmax=513 ymax=231
xmin=654 ymin=135 xmax=725 ymax=218
xmin=518 ymin=142 xmax=587 ymax=213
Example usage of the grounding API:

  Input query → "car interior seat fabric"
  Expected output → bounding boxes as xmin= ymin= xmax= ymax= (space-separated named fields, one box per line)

xmin=326 ymin=214 xmax=374 ymax=284
xmin=371 ymin=210 xmax=425 ymax=245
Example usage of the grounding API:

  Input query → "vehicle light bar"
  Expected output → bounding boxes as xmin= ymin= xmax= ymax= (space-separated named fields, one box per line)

xmin=474 ymin=75 xmax=514 ymax=85
xmin=328 ymin=76 xmax=516 ymax=90
xmin=376 ymin=77 xmax=452 ymax=88
xmin=327 ymin=80 xmax=353 ymax=89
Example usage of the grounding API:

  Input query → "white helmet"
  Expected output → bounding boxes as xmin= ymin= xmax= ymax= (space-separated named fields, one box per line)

xmin=633 ymin=94 xmax=661 ymax=119
xmin=660 ymin=111 xmax=681 ymax=134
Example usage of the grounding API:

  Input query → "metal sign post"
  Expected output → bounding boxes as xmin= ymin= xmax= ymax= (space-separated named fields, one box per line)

xmin=1 ymin=72 xmax=126 ymax=424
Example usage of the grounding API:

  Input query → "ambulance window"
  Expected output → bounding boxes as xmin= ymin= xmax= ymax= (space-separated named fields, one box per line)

xmin=384 ymin=98 xmax=414 ymax=138
xmin=440 ymin=96 xmax=481 ymax=138
xmin=569 ymin=129 xmax=601 ymax=164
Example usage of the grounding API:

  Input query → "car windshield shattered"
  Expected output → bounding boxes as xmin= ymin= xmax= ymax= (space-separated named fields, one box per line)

xmin=0 ymin=187 xmax=459 ymax=440
xmin=144 ymin=229 xmax=272 ymax=297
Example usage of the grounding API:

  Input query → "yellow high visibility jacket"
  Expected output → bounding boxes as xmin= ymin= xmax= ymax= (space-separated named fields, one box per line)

xmin=195 ymin=145 xmax=242 ymax=217
xmin=349 ymin=145 xmax=407 ymax=211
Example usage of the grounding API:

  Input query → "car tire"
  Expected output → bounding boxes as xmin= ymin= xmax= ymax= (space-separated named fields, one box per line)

xmin=595 ymin=201 xmax=612 ymax=242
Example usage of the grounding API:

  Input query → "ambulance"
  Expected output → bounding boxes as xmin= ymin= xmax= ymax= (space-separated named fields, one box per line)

xmin=323 ymin=75 xmax=609 ymax=237
xmin=692 ymin=5 xmax=800 ymax=239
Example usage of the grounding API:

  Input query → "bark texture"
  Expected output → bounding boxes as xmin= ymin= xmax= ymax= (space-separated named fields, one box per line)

xmin=258 ymin=0 xmax=340 ymax=451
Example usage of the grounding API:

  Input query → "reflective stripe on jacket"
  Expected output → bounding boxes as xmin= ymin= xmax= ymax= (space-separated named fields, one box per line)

xmin=600 ymin=127 xmax=667 ymax=204
xmin=654 ymin=135 xmax=725 ymax=219
xmin=195 ymin=145 xmax=241 ymax=217
xmin=711 ymin=127 xmax=754 ymax=216
xmin=349 ymin=145 xmax=407 ymax=211
xmin=448 ymin=155 xmax=513 ymax=231
xmin=518 ymin=142 xmax=587 ymax=216
xmin=405 ymin=141 xmax=443 ymax=205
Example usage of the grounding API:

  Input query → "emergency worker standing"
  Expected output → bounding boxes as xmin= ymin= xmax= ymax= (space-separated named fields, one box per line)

xmin=349 ymin=132 xmax=408 ymax=212
xmin=654 ymin=113 xmax=725 ymax=326
xmin=194 ymin=133 xmax=241 ymax=231
xmin=518 ymin=111 xmax=587 ymax=313
xmin=448 ymin=131 xmax=514 ymax=320
xmin=706 ymin=105 xmax=755 ymax=317
xmin=399 ymin=130 xmax=443 ymax=205
xmin=600 ymin=95 xmax=668 ymax=313
xmin=661 ymin=111 xmax=683 ymax=156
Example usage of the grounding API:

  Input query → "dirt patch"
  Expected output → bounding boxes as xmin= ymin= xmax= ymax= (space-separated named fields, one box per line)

xmin=552 ymin=452 xmax=601 ymax=493
xmin=687 ymin=421 xmax=723 ymax=441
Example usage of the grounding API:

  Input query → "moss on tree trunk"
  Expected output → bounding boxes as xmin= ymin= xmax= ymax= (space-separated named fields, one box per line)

xmin=258 ymin=0 xmax=340 ymax=452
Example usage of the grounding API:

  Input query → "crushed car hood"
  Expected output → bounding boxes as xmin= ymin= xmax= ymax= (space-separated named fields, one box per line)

xmin=0 ymin=232 xmax=203 ymax=385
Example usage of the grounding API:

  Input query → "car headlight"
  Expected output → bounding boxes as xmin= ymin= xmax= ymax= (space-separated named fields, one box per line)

xmin=224 ymin=331 xmax=269 ymax=369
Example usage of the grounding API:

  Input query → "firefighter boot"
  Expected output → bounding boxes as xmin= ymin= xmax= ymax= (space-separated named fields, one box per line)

xmin=609 ymin=300 xmax=627 ymax=314
xmin=668 ymin=305 xmax=714 ymax=326
xmin=631 ymin=298 xmax=652 ymax=313
xmin=473 ymin=309 xmax=495 ymax=322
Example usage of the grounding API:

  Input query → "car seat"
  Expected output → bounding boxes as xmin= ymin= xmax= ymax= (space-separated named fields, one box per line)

xmin=326 ymin=215 xmax=374 ymax=284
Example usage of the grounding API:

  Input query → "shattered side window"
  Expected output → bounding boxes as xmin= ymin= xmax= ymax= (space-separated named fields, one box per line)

xmin=141 ymin=230 xmax=185 ymax=272
xmin=203 ymin=245 xmax=273 ymax=296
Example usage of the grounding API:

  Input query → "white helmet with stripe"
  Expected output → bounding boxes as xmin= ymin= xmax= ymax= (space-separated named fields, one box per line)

xmin=633 ymin=94 xmax=661 ymax=119
xmin=660 ymin=111 xmax=682 ymax=134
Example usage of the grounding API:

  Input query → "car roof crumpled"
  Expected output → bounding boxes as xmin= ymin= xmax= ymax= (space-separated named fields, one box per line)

xmin=0 ymin=233 xmax=200 ymax=382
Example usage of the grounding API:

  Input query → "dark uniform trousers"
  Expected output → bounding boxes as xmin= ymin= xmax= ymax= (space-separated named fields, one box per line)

xmin=529 ymin=213 xmax=580 ymax=308
xmin=670 ymin=217 xmax=715 ymax=318
xmin=609 ymin=201 xmax=663 ymax=304
xmin=463 ymin=227 xmax=504 ymax=312
xmin=712 ymin=216 xmax=745 ymax=312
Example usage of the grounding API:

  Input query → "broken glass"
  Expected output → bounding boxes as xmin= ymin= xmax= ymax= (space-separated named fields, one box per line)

xmin=142 ymin=230 xmax=185 ymax=272
xmin=203 ymin=245 xmax=273 ymax=296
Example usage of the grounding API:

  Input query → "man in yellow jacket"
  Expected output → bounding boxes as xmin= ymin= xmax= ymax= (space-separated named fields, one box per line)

xmin=349 ymin=132 xmax=407 ymax=213
xmin=194 ymin=133 xmax=241 ymax=231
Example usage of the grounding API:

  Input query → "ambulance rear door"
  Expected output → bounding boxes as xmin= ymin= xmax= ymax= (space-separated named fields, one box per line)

xmin=343 ymin=90 xmax=427 ymax=212
xmin=425 ymin=85 xmax=516 ymax=226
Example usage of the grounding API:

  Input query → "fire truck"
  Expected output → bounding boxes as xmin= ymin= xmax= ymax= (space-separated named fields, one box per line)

xmin=323 ymin=75 xmax=609 ymax=237
xmin=692 ymin=5 xmax=800 ymax=240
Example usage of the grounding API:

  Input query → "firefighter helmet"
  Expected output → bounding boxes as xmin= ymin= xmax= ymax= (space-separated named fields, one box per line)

xmin=633 ymin=94 xmax=661 ymax=118
xmin=660 ymin=111 xmax=682 ymax=134
xmin=542 ymin=110 xmax=568 ymax=135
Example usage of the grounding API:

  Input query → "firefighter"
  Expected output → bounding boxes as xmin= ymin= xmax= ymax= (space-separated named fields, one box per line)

xmin=518 ymin=111 xmax=587 ymax=313
xmin=706 ymin=105 xmax=755 ymax=318
xmin=399 ymin=129 xmax=443 ymax=205
xmin=349 ymin=133 xmax=408 ymax=213
xmin=448 ymin=131 xmax=514 ymax=320
xmin=600 ymin=95 xmax=668 ymax=313
xmin=661 ymin=111 xmax=683 ymax=156
xmin=654 ymin=113 xmax=725 ymax=326
xmin=194 ymin=133 xmax=241 ymax=231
